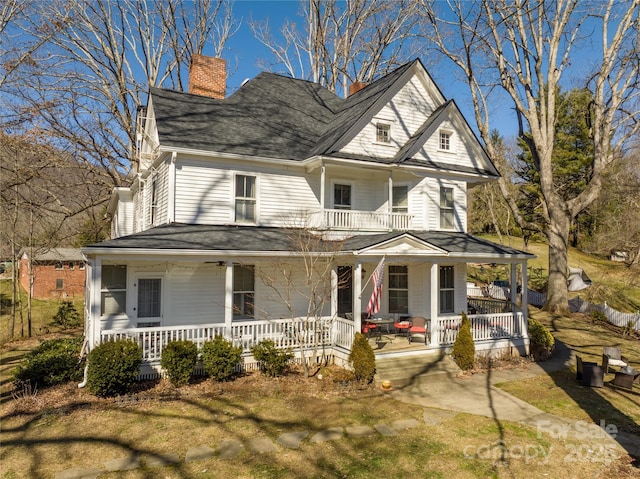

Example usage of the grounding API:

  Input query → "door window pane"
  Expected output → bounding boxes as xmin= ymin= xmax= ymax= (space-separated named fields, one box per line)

xmin=138 ymin=278 xmax=161 ymax=318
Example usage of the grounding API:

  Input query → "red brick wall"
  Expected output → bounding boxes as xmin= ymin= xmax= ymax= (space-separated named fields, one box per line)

xmin=188 ymin=54 xmax=226 ymax=99
xmin=19 ymin=257 xmax=86 ymax=300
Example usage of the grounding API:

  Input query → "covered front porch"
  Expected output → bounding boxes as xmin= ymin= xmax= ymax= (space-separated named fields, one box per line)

xmin=83 ymin=224 xmax=533 ymax=376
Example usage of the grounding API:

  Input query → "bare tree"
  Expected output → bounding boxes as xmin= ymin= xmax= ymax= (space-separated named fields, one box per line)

xmin=0 ymin=130 xmax=104 ymax=337
xmin=421 ymin=0 xmax=640 ymax=312
xmin=4 ymin=0 xmax=237 ymax=185
xmin=250 ymin=0 xmax=422 ymax=96
xmin=254 ymin=219 xmax=345 ymax=377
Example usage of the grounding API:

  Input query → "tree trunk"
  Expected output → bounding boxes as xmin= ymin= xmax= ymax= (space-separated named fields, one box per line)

xmin=543 ymin=206 xmax=571 ymax=313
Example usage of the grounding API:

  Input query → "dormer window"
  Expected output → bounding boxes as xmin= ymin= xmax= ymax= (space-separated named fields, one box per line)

xmin=376 ymin=123 xmax=391 ymax=143
xmin=439 ymin=131 xmax=452 ymax=151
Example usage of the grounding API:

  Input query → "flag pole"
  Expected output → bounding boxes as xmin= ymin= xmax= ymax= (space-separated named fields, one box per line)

xmin=360 ymin=256 xmax=385 ymax=294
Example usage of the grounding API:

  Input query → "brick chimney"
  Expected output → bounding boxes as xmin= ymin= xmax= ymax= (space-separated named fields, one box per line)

xmin=188 ymin=54 xmax=226 ymax=99
xmin=349 ymin=81 xmax=368 ymax=96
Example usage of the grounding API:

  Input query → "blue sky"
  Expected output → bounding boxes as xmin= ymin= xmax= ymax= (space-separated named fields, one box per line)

xmin=220 ymin=1 xmax=520 ymax=138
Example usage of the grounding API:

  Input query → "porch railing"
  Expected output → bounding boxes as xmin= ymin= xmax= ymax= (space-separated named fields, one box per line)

xmin=436 ymin=312 xmax=526 ymax=346
xmin=101 ymin=316 xmax=343 ymax=361
xmin=309 ymin=209 xmax=413 ymax=231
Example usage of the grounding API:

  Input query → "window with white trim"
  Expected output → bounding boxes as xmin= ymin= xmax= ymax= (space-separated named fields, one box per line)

xmin=333 ymin=183 xmax=352 ymax=210
xmin=101 ymin=265 xmax=127 ymax=316
xmin=233 ymin=265 xmax=254 ymax=318
xmin=388 ymin=265 xmax=408 ymax=314
xmin=439 ymin=131 xmax=451 ymax=151
xmin=392 ymin=185 xmax=408 ymax=214
xmin=439 ymin=265 xmax=455 ymax=314
xmin=137 ymin=278 xmax=161 ymax=318
xmin=55 ymin=262 xmax=63 ymax=270
xmin=235 ymin=175 xmax=256 ymax=223
xmin=440 ymin=187 xmax=454 ymax=229
xmin=150 ymin=177 xmax=158 ymax=225
xmin=376 ymin=123 xmax=391 ymax=143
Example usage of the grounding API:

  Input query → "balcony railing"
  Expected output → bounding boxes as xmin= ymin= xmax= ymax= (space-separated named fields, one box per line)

xmin=309 ymin=209 xmax=414 ymax=231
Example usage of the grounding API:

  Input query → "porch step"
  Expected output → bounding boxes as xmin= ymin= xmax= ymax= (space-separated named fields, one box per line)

xmin=374 ymin=352 xmax=462 ymax=388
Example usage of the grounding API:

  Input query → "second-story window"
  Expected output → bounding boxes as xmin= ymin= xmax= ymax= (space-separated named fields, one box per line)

xmin=150 ymin=177 xmax=158 ymax=225
xmin=376 ymin=123 xmax=391 ymax=143
xmin=440 ymin=187 xmax=454 ymax=229
xmin=392 ymin=186 xmax=408 ymax=214
xmin=334 ymin=184 xmax=352 ymax=210
xmin=235 ymin=175 xmax=256 ymax=223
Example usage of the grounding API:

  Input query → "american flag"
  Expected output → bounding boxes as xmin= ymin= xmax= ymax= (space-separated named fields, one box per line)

xmin=366 ymin=257 xmax=385 ymax=316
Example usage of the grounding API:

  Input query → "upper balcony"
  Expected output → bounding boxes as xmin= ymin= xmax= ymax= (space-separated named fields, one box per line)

xmin=308 ymin=208 xmax=414 ymax=232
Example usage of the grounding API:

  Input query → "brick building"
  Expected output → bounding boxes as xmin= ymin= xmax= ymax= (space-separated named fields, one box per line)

xmin=19 ymin=248 xmax=86 ymax=300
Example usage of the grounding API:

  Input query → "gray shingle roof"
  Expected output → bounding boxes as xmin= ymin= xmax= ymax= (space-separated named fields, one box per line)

xmin=150 ymin=60 xmax=444 ymax=164
xmin=83 ymin=224 xmax=532 ymax=259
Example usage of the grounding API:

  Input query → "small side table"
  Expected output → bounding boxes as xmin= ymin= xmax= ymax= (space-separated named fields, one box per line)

xmin=612 ymin=368 xmax=640 ymax=390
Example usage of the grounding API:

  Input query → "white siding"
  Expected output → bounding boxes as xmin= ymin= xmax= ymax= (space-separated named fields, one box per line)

xmin=340 ymin=76 xmax=437 ymax=158
xmin=175 ymin=158 xmax=233 ymax=224
xmin=175 ymin=157 xmax=320 ymax=226
xmin=414 ymin=116 xmax=491 ymax=173
xmin=422 ymin=178 xmax=467 ymax=232
xmin=153 ymin=159 xmax=170 ymax=226
xmin=255 ymin=262 xmax=330 ymax=320
xmin=167 ymin=265 xmax=225 ymax=325
xmin=112 ymin=199 xmax=134 ymax=238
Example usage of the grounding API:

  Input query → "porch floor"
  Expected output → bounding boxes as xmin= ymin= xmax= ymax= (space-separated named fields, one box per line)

xmin=368 ymin=334 xmax=433 ymax=354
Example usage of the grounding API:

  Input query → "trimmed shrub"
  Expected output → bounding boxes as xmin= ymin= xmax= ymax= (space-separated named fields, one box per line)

xmin=528 ymin=317 xmax=555 ymax=361
xmin=13 ymin=337 xmax=84 ymax=389
xmin=86 ymin=339 xmax=143 ymax=397
xmin=452 ymin=312 xmax=475 ymax=370
xmin=348 ymin=332 xmax=376 ymax=383
xmin=160 ymin=340 xmax=198 ymax=387
xmin=52 ymin=301 xmax=82 ymax=329
xmin=251 ymin=339 xmax=293 ymax=377
xmin=201 ymin=335 xmax=242 ymax=381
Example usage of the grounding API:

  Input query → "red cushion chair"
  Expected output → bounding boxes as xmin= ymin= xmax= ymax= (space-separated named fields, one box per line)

xmin=394 ymin=320 xmax=411 ymax=337
xmin=408 ymin=317 xmax=428 ymax=344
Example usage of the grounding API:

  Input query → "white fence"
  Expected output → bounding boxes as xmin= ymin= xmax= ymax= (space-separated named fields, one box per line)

xmin=569 ymin=296 xmax=640 ymax=332
xmin=467 ymin=280 xmax=639 ymax=333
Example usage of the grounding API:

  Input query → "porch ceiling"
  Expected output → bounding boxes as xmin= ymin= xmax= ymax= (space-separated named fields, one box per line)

xmin=82 ymin=224 xmax=534 ymax=261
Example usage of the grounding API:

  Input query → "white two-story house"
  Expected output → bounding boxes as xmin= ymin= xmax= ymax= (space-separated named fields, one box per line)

xmin=83 ymin=55 xmax=532 ymax=373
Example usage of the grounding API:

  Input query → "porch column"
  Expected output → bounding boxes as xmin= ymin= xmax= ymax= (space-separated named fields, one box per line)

xmin=330 ymin=263 xmax=338 ymax=318
xmin=224 ymin=261 xmax=233 ymax=338
xmin=521 ymin=261 xmax=529 ymax=335
xmin=429 ymin=262 xmax=439 ymax=347
xmin=510 ymin=263 xmax=518 ymax=306
xmin=90 ymin=257 xmax=102 ymax=349
xmin=320 ymin=163 xmax=326 ymax=212
xmin=354 ymin=261 xmax=362 ymax=335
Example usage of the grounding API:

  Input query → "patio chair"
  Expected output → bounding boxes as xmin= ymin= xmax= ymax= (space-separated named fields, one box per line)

xmin=576 ymin=355 xmax=597 ymax=381
xmin=394 ymin=315 xmax=411 ymax=338
xmin=408 ymin=317 xmax=428 ymax=344
xmin=602 ymin=347 xmax=628 ymax=373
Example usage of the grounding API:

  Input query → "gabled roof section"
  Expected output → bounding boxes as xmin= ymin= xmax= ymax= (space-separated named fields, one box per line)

xmin=309 ymin=60 xmax=423 ymax=156
xmin=150 ymin=73 xmax=341 ymax=160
